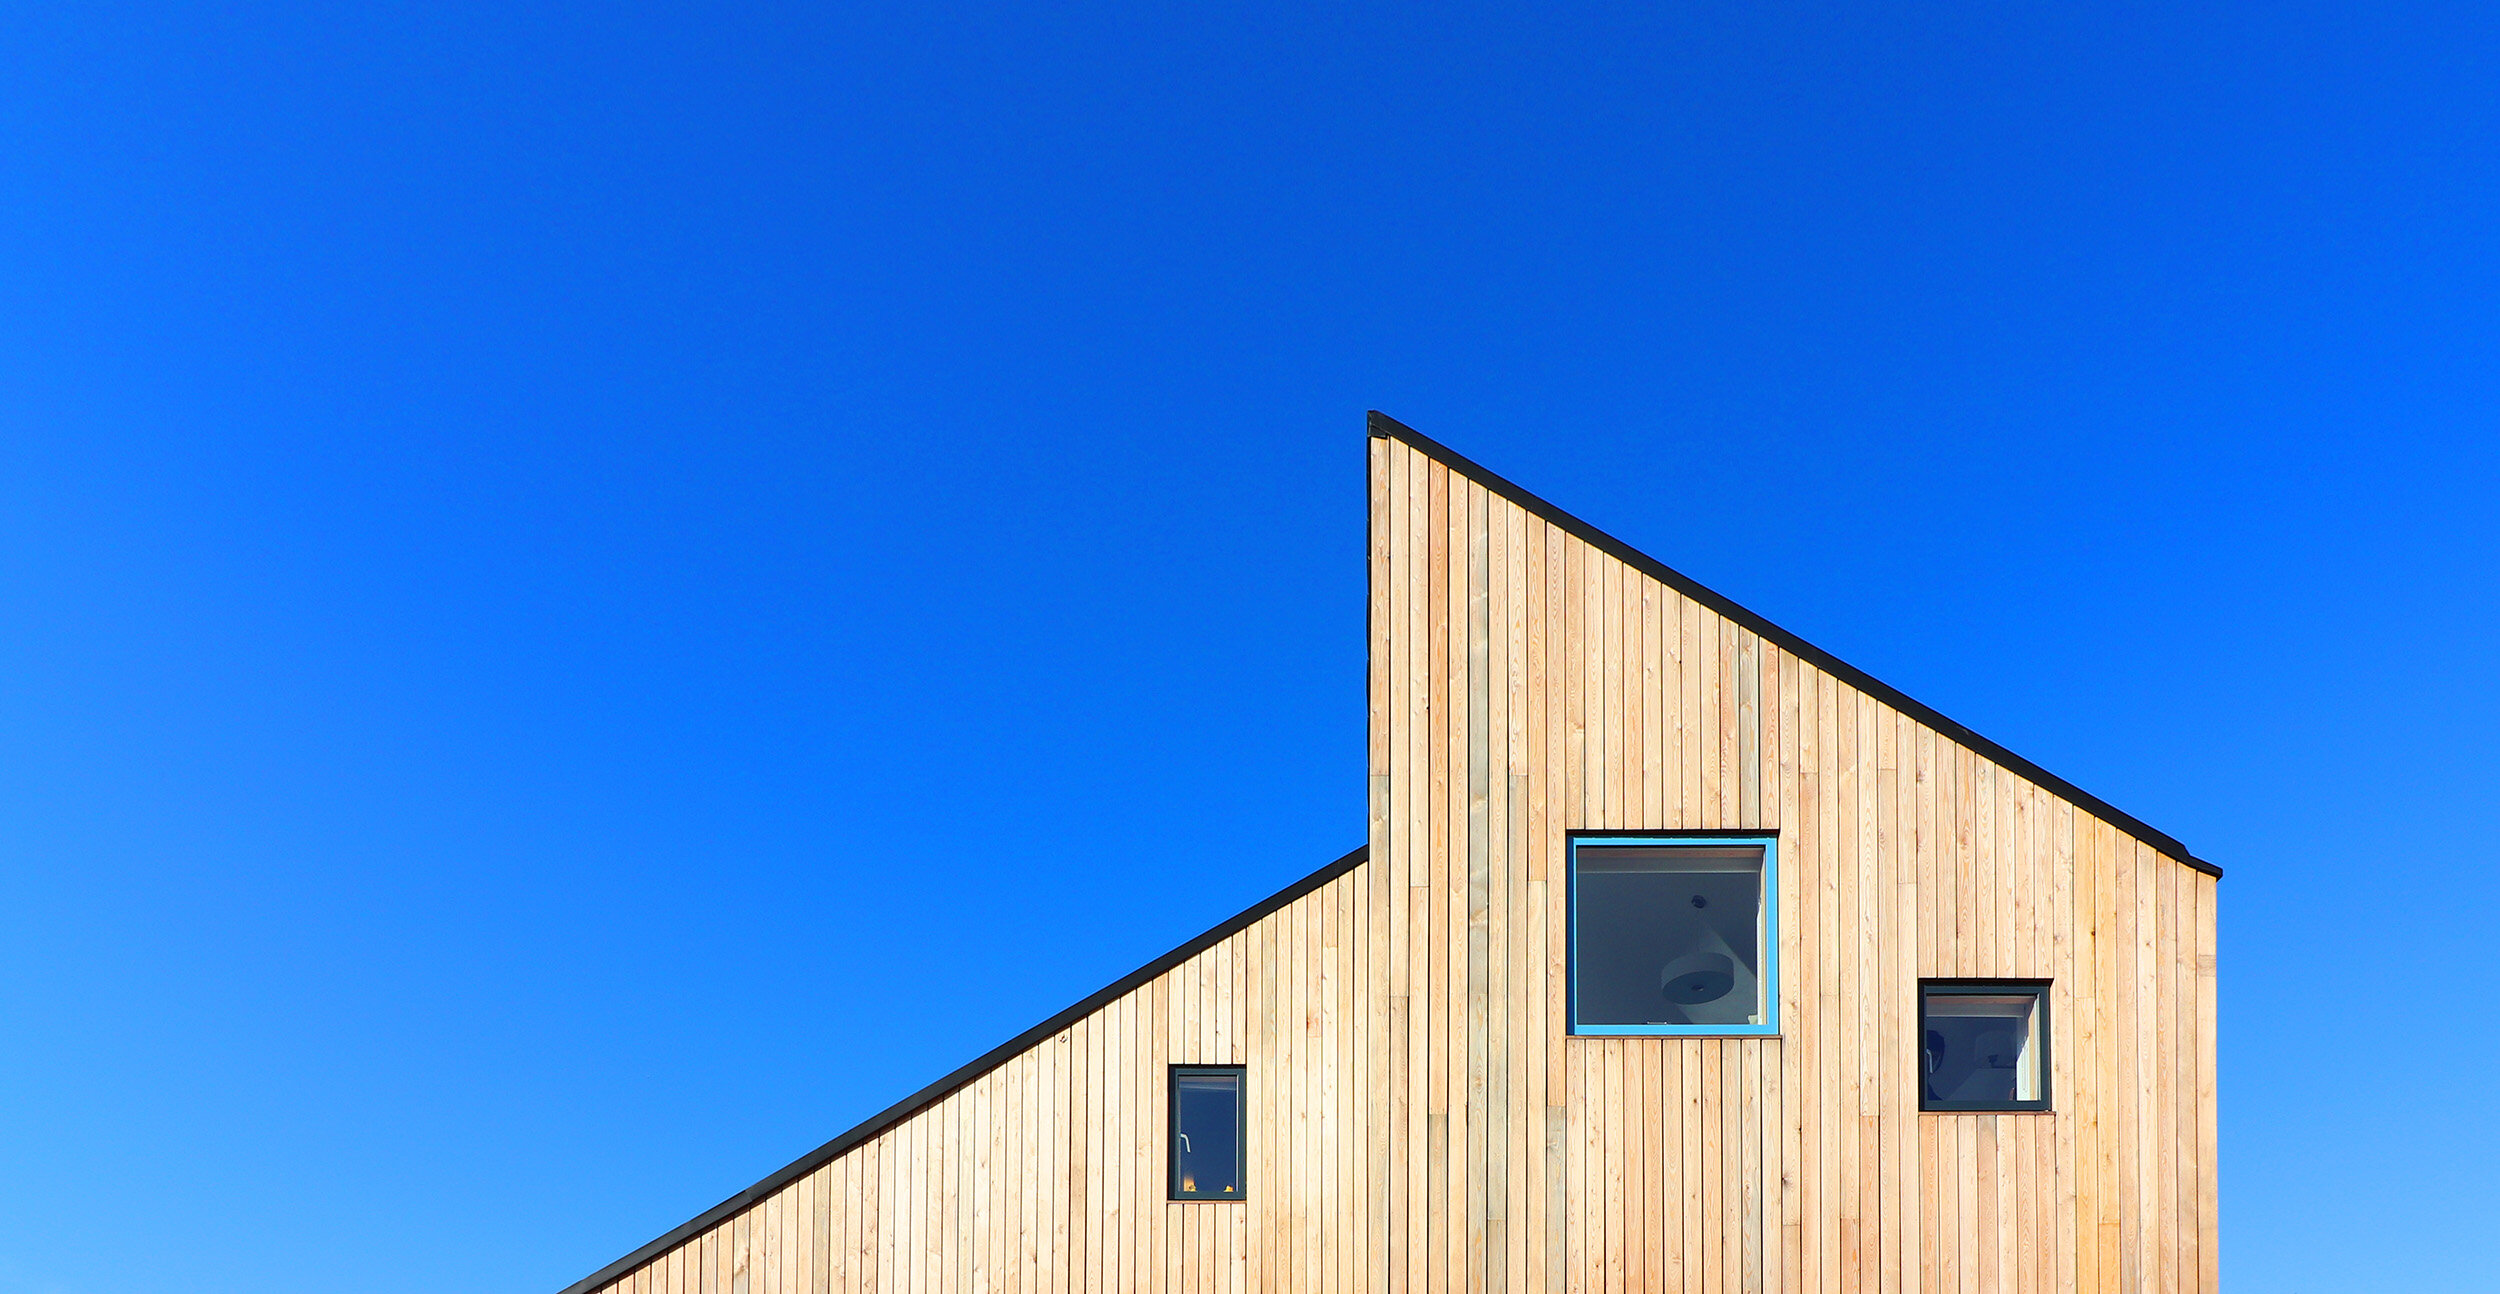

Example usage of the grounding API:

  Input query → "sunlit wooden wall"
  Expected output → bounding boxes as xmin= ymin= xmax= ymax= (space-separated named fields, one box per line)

xmin=1356 ymin=431 xmax=2216 ymax=1294
xmin=572 ymin=430 xmax=2217 ymax=1294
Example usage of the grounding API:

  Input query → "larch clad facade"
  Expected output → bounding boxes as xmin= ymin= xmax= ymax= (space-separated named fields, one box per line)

xmin=561 ymin=416 xmax=2221 ymax=1294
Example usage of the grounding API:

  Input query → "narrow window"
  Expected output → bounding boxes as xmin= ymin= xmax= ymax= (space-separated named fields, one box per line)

xmin=1169 ymin=1066 xmax=1244 ymax=1200
xmin=1920 ymin=982 xmax=2051 ymax=1112
xmin=1568 ymin=836 xmax=1778 ymax=1036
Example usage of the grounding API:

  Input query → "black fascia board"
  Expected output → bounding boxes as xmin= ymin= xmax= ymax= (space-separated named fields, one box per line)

xmin=1368 ymin=410 xmax=2221 ymax=881
xmin=556 ymin=844 xmax=1368 ymax=1294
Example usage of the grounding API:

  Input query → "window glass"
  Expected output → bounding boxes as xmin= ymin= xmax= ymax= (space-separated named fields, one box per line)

xmin=1169 ymin=1068 xmax=1243 ymax=1199
xmin=1921 ymin=986 xmax=2047 ymax=1110
xmin=1572 ymin=842 xmax=1768 ymax=1031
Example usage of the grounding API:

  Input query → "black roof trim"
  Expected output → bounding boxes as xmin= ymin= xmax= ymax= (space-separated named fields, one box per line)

xmin=1368 ymin=410 xmax=2221 ymax=881
xmin=556 ymin=843 xmax=1368 ymax=1294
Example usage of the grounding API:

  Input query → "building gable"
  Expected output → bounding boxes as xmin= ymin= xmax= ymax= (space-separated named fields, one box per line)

xmin=561 ymin=417 xmax=2219 ymax=1294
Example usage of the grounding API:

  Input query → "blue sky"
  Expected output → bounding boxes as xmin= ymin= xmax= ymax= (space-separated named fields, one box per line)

xmin=5 ymin=3 xmax=2497 ymax=1291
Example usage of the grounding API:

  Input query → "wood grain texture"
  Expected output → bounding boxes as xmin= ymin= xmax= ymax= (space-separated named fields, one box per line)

xmin=571 ymin=437 xmax=2216 ymax=1294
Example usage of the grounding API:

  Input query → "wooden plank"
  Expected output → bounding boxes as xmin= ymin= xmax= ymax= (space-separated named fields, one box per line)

xmin=1699 ymin=608 xmax=1721 ymax=830
xmin=1777 ymin=651 xmax=1805 ymax=1293
xmin=1600 ymin=522 xmax=1623 ymax=829
xmin=1720 ymin=611 xmax=1740 ymax=830
xmin=1910 ymin=721 xmax=1936 ymax=1294
xmin=2009 ymin=773 xmax=2032 ymax=980
xmin=1943 ymin=1116 xmax=1965 ymax=1294
xmin=1726 ymin=1038 xmax=1747 ymax=1294
xmin=1876 ymin=707 xmax=1903 ymax=1294
xmin=958 ymin=1084 xmax=978 ymax=1294
xmin=1366 ymin=453 xmax=1394 ymax=1294
xmin=2195 ymin=877 xmax=2219 ymax=1294
xmin=1794 ymin=663 xmax=1823 ymax=1294
xmin=1330 ymin=896 xmax=1349 ymax=1294
xmin=1836 ymin=684 xmax=1862 ymax=1294
xmin=2157 ymin=855 xmax=2182 ymax=1294
xmin=1972 ymin=760 xmax=1996 ymax=979
xmin=1095 ymin=1019 xmax=1115 ymax=1294
xmin=1627 ymin=1045 xmax=1653 ymax=1286
xmin=1744 ymin=1040 xmax=1765 ymax=1294
xmin=1681 ymin=595 xmax=1702 ymax=828
xmin=1700 ymin=1038 xmax=1723 ymax=1294
xmin=1544 ymin=526 xmax=1569 ymax=1294
xmin=2113 ymin=836 xmax=2140 ymax=1292
xmin=1564 ymin=1037 xmax=1587 ymax=1294
xmin=1974 ymin=1115 xmax=2000 ymax=1294
xmin=1852 ymin=695 xmax=1878 ymax=1294
xmin=1425 ymin=460 xmax=1451 ymax=1294
xmin=1460 ymin=487 xmax=1480 ymax=1294
xmin=1591 ymin=1040 xmax=1616 ymax=1292
xmin=2174 ymin=863 xmax=2199 ymax=1294
xmin=1686 ymin=1043 xmax=1704 ymax=1294
xmin=1750 ymin=629 xmax=1770 ymax=834
xmin=2135 ymin=841 xmax=2158 ymax=1294
xmin=1660 ymin=1038 xmax=1685 ymax=1287
xmin=1626 ymin=1041 xmax=1651 ymax=1294
xmin=1502 ymin=496 xmax=1530 ymax=1294
xmin=1302 ymin=893 xmax=1323 ymax=1294
xmin=1580 ymin=1037 xmax=1598 ymax=1294
xmin=1011 ymin=1027 xmax=1033 ymax=1293
xmin=2068 ymin=821 xmax=2097 ymax=1294
xmin=1386 ymin=449 xmax=1417 ymax=1294
xmin=1120 ymin=993 xmax=1141 ymax=1293
xmin=1919 ymin=1104 xmax=1941 ymax=1294
xmin=2095 ymin=822 xmax=2123 ymax=1292
xmin=1413 ymin=448 xmax=1438 ymax=1294
xmin=1953 ymin=749 xmax=1976 ymax=980
xmin=2049 ymin=803 xmax=2077 ymax=1294
xmin=1518 ymin=508 xmax=1547 ymax=1294
xmin=1642 ymin=583 xmax=1661 ymax=828
xmin=764 ymin=1171 xmax=783 ymax=1294
xmin=2014 ymin=1112 xmax=2037 ymax=1294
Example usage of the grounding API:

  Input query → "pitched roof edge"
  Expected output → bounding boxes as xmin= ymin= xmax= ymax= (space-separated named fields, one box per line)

xmin=555 ymin=843 xmax=1368 ymax=1294
xmin=1368 ymin=410 xmax=2221 ymax=881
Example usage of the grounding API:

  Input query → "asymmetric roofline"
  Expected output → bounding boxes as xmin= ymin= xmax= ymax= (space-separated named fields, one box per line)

xmin=1368 ymin=410 xmax=2219 ymax=880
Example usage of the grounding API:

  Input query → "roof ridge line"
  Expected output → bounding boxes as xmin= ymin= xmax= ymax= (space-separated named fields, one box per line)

xmin=556 ymin=844 xmax=1370 ymax=1294
xmin=1367 ymin=409 xmax=2219 ymax=880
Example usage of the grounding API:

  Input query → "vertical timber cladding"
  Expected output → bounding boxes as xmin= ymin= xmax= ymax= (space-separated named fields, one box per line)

xmin=566 ymin=420 xmax=2217 ymax=1294
xmin=1365 ymin=424 xmax=2218 ymax=1294
xmin=572 ymin=854 xmax=1378 ymax=1294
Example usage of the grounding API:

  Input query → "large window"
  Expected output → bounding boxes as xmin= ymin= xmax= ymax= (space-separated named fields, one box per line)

xmin=1567 ymin=835 xmax=1777 ymax=1036
xmin=1168 ymin=1066 xmax=1245 ymax=1200
xmin=1920 ymin=982 xmax=2051 ymax=1112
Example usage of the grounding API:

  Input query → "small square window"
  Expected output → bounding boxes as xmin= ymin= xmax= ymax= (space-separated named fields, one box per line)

xmin=1169 ymin=1066 xmax=1244 ymax=1200
xmin=1568 ymin=836 xmax=1777 ymax=1036
xmin=1920 ymin=982 xmax=2051 ymax=1112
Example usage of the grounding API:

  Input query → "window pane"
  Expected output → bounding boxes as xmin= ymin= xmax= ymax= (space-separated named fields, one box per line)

xmin=1922 ymin=992 xmax=2042 ymax=1105
xmin=1171 ymin=1070 xmax=1242 ymax=1198
xmin=1575 ymin=845 xmax=1765 ymax=1028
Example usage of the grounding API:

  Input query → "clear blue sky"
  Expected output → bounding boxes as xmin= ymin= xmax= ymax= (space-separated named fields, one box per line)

xmin=4 ymin=4 xmax=2495 ymax=1291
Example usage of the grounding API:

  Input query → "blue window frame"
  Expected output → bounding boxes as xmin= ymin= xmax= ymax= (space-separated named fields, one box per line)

xmin=1567 ymin=834 xmax=1779 ymax=1037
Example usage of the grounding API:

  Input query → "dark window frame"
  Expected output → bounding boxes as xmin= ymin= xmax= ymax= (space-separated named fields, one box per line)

xmin=1565 ymin=831 xmax=1782 ymax=1038
xmin=1167 ymin=1064 xmax=1247 ymax=1201
xmin=1918 ymin=979 xmax=2053 ymax=1113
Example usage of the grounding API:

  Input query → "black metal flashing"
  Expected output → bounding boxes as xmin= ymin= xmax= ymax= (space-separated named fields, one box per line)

xmin=1368 ymin=410 xmax=2221 ymax=881
xmin=556 ymin=844 xmax=1368 ymax=1294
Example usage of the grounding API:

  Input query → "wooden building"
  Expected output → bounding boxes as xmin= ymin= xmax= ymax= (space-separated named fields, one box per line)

xmin=560 ymin=415 xmax=2221 ymax=1294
